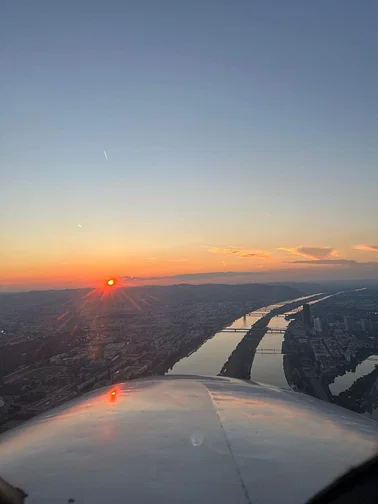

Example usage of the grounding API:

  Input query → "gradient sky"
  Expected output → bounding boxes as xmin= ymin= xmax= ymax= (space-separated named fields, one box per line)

xmin=1 ymin=1 xmax=378 ymax=290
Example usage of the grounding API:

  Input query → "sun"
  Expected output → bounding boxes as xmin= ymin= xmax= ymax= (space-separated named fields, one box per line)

xmin=107 ymin=278 xmax=115 ymax=287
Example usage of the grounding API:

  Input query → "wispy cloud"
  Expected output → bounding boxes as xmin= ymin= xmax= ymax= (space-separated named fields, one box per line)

xmin=353 ymin=245 xmax=378 ymax=252
xmin=289 ymin=259 xmax=356 ymax=265
xmin=208 ymin=247 xmax=271 ymax=259
xmin=278 ymin=247 xmax=339 ymax=260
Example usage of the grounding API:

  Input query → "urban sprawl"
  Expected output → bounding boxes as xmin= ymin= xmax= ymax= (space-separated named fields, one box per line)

xmin=0 ymin=284 xmax=377 ymax=430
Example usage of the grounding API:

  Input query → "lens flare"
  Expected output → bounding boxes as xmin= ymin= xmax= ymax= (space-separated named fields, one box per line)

xmin=110 ymin=388 xmax=117 ymax=403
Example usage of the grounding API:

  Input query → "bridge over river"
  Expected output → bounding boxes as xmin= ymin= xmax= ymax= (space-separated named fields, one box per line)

xmin=221 ymin=327 xmax=286 ymax=333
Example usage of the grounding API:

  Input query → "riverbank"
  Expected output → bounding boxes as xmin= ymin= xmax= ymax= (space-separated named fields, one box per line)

xmin=164 ymin=293 xmax=325 ymax=377
xmin=219 ymin=315 xmax=270 ymax=379
xmin=158 ymin=315 xmax=243 ymax=374
xmin=219 ymin=293 xmax=327 ymax=380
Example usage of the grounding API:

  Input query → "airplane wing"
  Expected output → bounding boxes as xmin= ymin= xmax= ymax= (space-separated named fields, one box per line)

xmin=0 ymin=375 xmax=377 ymax=504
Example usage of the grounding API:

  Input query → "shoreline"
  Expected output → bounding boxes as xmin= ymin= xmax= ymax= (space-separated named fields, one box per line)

xmin=219 ymin=294 xmax=327 ymax=380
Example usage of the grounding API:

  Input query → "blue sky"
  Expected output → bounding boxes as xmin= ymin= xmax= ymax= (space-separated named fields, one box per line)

xmin=1 ymin=0 xmax=378 ymax=289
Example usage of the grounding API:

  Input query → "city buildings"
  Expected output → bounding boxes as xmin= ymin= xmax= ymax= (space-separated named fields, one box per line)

xmin=343 ymin=315 xmax=354 ymax=332
xmin=313 ymin=317 xmax=322 ymax=334
xmin=1 ymin=285 xmax=377 ymax=430
xmin=302 ymin=304 xmax=312 ymax=328
xmin=361 ymin=319 xmax=371 ymax=332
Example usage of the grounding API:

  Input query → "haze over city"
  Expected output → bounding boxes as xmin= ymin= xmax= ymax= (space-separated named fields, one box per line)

xmin=2 ymin=1 xmax=378 ymax=291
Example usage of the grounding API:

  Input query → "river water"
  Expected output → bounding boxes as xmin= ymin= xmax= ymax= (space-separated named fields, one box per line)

xmin=329 ymin=356 xmax=378 ymax=396
xmin=250 ymin=294 xmax=341 ymax=388
xmin=167 ymin=294 xmax=319 ymax=378
xmin=249 ymin=313 xmax=290 ymax=388
xmin=168 ymin=289 xmax=378 ymax=421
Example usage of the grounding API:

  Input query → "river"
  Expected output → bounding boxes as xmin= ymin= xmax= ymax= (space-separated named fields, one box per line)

xmin=168 ymin=289 xmax=378 ymax=421
xmin=166 ymin=294 xmax=320 ymax=378
xmin=250 ymin=293 xmax=342 ymax=388
xmin=330 ymin=356 xmax=378 ymax=396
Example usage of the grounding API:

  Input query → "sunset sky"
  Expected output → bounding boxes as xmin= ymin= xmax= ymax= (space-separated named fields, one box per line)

xmin=1 ymin=1 xmax=378 ymax=290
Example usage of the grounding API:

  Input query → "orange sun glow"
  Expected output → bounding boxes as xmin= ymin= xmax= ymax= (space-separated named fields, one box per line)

xmin=107 ymin=278 xmax=115 ymax=286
